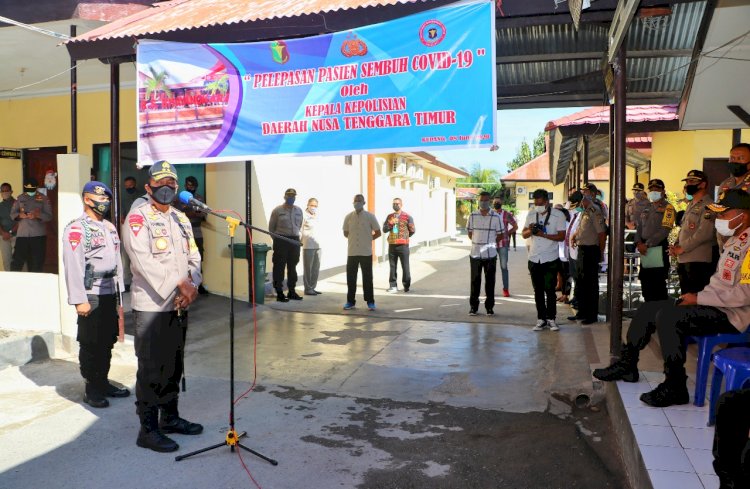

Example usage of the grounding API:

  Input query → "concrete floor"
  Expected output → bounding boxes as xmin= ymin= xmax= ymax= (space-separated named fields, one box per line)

xmin=0 ymin=240 xmax=625 ymax=489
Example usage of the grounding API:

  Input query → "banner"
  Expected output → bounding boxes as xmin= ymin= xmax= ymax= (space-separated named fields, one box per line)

xmin=136 ymin=1 xmax=496 ymax=164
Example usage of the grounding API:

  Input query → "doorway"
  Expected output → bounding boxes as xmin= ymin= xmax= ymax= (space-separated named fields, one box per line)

xmin=703 ymin=158 xmax=730 ymax=201
xmin=24 ymin=146 xmax=66 ymax=273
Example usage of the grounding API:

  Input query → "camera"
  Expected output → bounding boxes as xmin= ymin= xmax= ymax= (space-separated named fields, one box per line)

xmin=530 ymin=223 xmax=544 ymax=236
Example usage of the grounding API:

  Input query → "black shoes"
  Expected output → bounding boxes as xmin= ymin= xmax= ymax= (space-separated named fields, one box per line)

xmin=287 ymin=292 xmax=303 ymax=300
xmin=640 ymin=382 xmax=689 ymax=407
xmin=137 ymin=428 xmax=179 ymax=453
xmin=160 ymin=416 xmax=204 ymax=435
xmin=486 ymin=309 xmax=494 ymax=316
xmin=567 ymin=315 xmax=583 ymax=321
xmin=102 ymin=382 xmax=130 ymax=398
xmin=83 ymin=392 xmax=109 ymax=408
xmin=469 ymin=309 xmax=478 ymax=316
xmin=276 ymin=293 xmax=289 ymax=302
xmin=592 ymin=361 xmax=639 ymax=383
xmin=581 ymin=318 xmax=598 ymax=325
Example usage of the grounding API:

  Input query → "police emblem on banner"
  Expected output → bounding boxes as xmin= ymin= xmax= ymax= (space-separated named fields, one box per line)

xmin=270 ymin=40 xmax=290 ymax=64
xmin=419 ymin=19 xmax=446 ymax=47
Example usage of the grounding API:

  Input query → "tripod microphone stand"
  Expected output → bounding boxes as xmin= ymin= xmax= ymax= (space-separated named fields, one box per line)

xmin=175 ymin=207 xmax=297 ymax=465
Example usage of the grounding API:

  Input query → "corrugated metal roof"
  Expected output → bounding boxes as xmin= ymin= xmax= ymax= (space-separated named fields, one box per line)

xmin=70 ymin=0 xmax=439 ymax=44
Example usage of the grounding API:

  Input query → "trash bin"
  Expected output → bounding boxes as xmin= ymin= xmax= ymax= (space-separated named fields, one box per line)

xmin=230 ymin=243 xmax=271 ymax=304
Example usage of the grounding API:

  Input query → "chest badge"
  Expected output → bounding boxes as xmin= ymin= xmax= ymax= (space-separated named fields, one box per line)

xmin=155 ymin=237 xmax=168 ymax=251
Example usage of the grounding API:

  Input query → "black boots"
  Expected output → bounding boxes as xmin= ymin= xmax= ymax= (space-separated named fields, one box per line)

xmin=99 ymin=381 xmax=130 ymax=398
xmin=159 ymin=400 xmax=203 ymax=435
xmin=83 ymin=381 xmax=109 ymax=408
xmin=592 ymin=345 xmax=639 ymax=383
xmin=640 ymin=364 xmax=689 ymax=408
xmin=137 ymin=406 xmax=179 ymax=453
xmin=276 ymin=289 xmax=289 ymax=302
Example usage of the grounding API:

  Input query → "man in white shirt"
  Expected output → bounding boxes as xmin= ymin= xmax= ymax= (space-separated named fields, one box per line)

xmin=342 ymin=194 xmax=382 ymax=311
xmin=522 ymin=189 xmax=567 ymax=331
xmin=466 ymin=191 xmax=505 ymax=316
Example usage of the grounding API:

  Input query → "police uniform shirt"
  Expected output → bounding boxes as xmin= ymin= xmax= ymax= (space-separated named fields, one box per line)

xmin=122 ymin=198 xmax=202 ymax=312
xmin=173 ymin=192 xmax=206 ymax=239
xmin=697 ymin=231 xmax=750 ymax=332
xmin=10 ymin=192 xmax=53 ymax=237
xmin=717 ymin=175 xmax=750 ymax=246
xmin=268 ymin=204 xmax=303 ymax=237
xmin=525 ymin=207 xmax=567 ymax=264
xmin=62 ymin=214 xmax=125 ymax=305
xmin=626 ymin=197 xmax=649 ymax=228
xmin=635 ymin=199 xmax=675 ymax=247
xmin=574 ymin=205 xmax=606 ymax=246
xmin=676 ymin=194 xmax=716 ymax=264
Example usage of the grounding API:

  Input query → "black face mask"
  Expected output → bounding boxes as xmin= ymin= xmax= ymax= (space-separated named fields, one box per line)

xmin=125 ymin=187 xmax=136 ymax=194
xmin=392 ymin=204 xmax=401 ymax=212
xmin=149 ymin=185 xmax=177 ymax=205
xmin=729 ymin=162 xmax=748 ymax=177
xmin=685 ymin=184 xmax=701 ymax=196
xmin=87 ymin=199 xmax=111 ymax=216
xmin=493 ymin=203 xmax=502 ymax=210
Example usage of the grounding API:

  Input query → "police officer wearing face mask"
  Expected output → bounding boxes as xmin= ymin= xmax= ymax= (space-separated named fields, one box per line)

xmin=634 ymin=179 xmax=676 ymax=302
xmin=717 ymin=143 xmax=750 ymax=247
xmin=10 ymin=177 xmax=53 ymax=272
xmin=122 ymin=160 xmax=203 ymax=453
xmin=626 ymin=183 xmax=649 ymax=230
xmin=63 ymin=181 xmax=129 ymax=408
xmin=669 ymin=170 xmax=717 ymax=294
xmin=268 ymin=188 xmax=304 ymax=302
xmin=594 ymin=189 xmax=750 ymax=413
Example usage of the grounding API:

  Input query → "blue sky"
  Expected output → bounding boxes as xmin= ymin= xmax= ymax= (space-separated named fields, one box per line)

xmin=432 ymin=107 xmax=584 ymax=176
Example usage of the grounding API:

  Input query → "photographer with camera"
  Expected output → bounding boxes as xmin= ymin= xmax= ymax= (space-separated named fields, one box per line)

xmin=522 ymin=189 xmax=567 ymax=331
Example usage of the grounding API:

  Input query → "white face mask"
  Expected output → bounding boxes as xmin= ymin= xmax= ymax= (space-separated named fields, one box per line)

xmin=648 ymin=191 xmax=662 ymax=202
xmin=716 ymin=214 xmax=743 ymax=237
xmin=534 ymin=205 xmax=547 ymax=214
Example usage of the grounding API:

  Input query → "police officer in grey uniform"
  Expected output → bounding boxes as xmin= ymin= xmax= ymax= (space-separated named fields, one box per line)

xmin=635 ymin=179 xmax=676 ymax=302
xmin=569 ymin=193 xmax=607 ymax=324
xmin=717 ymin=143 xmax=750 ymax=247
xmin=123 ymin=160 xmax=203 ymax=453
xmin=268 ymin=188 xmax=304 ymax=302
xmin=669 ymin=170 xmax=717 ymax=294
xmin=173 ymin=176 xmax=208 ymax=295
xmin=10 ymin=177 xmax=52 ymax=272
xmin=625 ymin=182 xmax=649 ymax=230
xmin=63 ymin=181 xmax=130 ymax=408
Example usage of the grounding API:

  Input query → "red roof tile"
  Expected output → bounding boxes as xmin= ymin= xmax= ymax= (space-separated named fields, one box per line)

xmin=69 ymin=0 xmax=438 ymax=43
xmin=501 ymin=153 xmax=549 ymax=181
xmin=545 ymin=105 xmax=678 ymax=131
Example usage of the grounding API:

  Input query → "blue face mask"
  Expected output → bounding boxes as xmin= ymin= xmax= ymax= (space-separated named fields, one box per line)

xmin=285 ymin=196 xmax=295 ymax=205
xmin=575 ymin=206 xmax=584 ymax=213
xmin=26 ymin=190 xmax=36 ymax=196
xmin=685 ymin=194 xmax=693 ymax=201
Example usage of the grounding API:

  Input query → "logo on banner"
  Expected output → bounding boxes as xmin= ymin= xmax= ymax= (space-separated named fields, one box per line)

xmin=341 ymin=35 xmax=368 ymax=57
xmin=270 ymin=40 xmax=290 ymax=64
xmin=419 ymin=19 xmax=446 ymax=47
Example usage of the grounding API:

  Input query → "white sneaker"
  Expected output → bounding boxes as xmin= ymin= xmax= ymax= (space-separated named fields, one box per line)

xmin=532 ymin=320 xmax=546 ymax=331
xmin=548 ymin=320 xmax=560 ymax=331
xmin=386 ymin=287 xmax=398 ymax=293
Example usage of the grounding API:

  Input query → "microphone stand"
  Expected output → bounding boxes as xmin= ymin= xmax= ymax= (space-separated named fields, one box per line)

xmin=176 ymin=207 xmax=295 ymax=465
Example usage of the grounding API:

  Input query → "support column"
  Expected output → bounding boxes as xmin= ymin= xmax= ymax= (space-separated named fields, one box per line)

xmin=607 ymin=103 xmax=615 ymax=318
xmin=582 ymin=137 xmax=589 ymax=186
xmin=609 ymin=45 xmax=627 ymax=356
xmin=70 ymin=25 xmax=77 ymax=154
xmin=110 ymin=63 xmax=121 ymax=226
xmin=367 ymin=154 xmax=376 ymax=260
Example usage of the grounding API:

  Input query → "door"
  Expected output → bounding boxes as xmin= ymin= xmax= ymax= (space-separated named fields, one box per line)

xmin=703 ymin=158 xmax=731 ymax=201
xmin=24 ymin=146 xmax=66 ymax=273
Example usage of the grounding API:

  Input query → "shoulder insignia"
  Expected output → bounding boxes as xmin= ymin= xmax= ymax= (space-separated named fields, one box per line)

xmin=662 ymin=206 xmax=676 ymax=227
xmin=129 ymin=214 xmax=145 ymax=236
xmin=67 ymin=230 xmax=82 ymax=251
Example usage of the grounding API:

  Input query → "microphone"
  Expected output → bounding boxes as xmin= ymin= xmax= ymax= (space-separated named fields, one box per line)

xmin=178 ymin=190 xmax=210 ymax=211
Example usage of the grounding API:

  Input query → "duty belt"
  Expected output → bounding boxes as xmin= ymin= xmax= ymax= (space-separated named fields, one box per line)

xmin=93 ymin=269 xmax=117 ymax=279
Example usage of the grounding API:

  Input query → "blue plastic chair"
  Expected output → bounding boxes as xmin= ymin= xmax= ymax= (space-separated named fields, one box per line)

xmin=708 ymin=347 xmax=750 ymax=426
xmin=686 ymin=331 xmax=750 ymax=407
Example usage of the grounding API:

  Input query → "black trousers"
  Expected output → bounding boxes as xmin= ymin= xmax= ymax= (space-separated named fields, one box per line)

xmin=11 ymin=235 xmax=46 ymax=272
xmin=559 ymin=260 xmax=571 ymax=296
xmin=528 ymin=259 xmax=559 ymax=320
xmin=347 ymin=256 xmax=374 ymax=304
xmin=470 ymin=257 xmax=496 ymax=311
xmin=677 ymin=262 xmax=715 ymax=294
xmin=713 ymin=388 xmax=750 ymax=487
xmin=577 ymin=245 xmax=601 ymax=321
xmin=639 ymin=245 xmax=669 ymax=302
xmin=388 ymin=244 xmax=411 ymax=289
xmin=626 ymin=300 xmax=738 ymax=380
xmin=133 ymin=310 xmax=187 ymax=411
xmin=272 ymin=235 xmax=300 ymax=292
xmin=77 ymin=294 xmax=118 ymax=388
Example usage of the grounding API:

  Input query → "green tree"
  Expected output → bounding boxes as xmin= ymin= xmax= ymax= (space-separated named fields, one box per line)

xmin=144 ymin=66 xmax=172 ymax=100
xmin=532 ymin=131 xmax=546 ymax=157
xmin=506 ymin=132 xmax=546 ymax=172
xmin=205 ymin=75 xmax=229 ymax=95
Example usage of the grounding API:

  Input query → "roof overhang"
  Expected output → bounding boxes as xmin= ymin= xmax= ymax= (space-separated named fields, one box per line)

xmin=408 ymin=152 xmax=469 ymax=178
xmin=679 ymin=0 xmax=750 ymax=130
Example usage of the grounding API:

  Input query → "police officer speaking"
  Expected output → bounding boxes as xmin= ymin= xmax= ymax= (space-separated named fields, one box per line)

xmin=62 ymin=181 xmax=129 ymax=409
xmin=122 ymin=160 xmax=203 ymax=453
